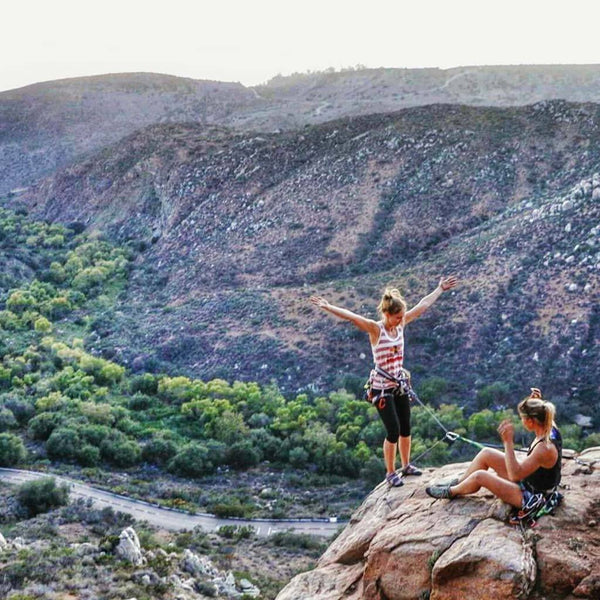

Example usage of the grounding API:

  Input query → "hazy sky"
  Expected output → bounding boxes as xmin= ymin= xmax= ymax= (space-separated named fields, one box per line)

xmin=3 ymin=0 xmax=599 ymax=92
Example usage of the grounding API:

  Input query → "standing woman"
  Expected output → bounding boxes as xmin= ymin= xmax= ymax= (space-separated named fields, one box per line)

xmin=310 ymin=275 xmax=457 ymax=487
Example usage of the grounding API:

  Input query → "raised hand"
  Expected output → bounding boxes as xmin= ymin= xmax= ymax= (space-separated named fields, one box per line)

xmin=497 ymin=419 xmax=515 ymax=445
xmin=440 ymin=275 xmax=458 ymax=291
xmin=310 ymin=295 xmax=330 ymax=309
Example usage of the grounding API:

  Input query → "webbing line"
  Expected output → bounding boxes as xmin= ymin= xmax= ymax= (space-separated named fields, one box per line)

xmin=374 ymin=366 xmax=529 ymax=461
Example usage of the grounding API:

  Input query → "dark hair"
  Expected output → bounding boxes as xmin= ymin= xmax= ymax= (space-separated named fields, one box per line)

xmin=518 ymin=388 xmax=556 ymax=442
xmin=377 ymin=288 xmax=407 ymax=316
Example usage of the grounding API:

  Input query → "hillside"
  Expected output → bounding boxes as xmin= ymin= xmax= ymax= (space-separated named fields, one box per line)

xmin=3 ymin=65 xmax=600 ymax=196
xmin=4 ymin=101 xmax=600 ymax=423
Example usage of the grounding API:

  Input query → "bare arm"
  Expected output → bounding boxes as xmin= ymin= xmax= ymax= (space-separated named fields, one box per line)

xmin=310 ymin=296 xmax=380 ymax=340
xmin=498 ymin=420 xmax=558 ymax=482
xmin=404 ymin=275 xmax=457 ymax=324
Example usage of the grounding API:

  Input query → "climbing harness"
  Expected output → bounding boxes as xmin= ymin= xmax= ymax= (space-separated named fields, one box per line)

xmin=509 ymin=485 xmax=563 ymax=530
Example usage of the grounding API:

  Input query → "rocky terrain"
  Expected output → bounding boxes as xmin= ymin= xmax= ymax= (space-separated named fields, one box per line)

xmin=0 ymin=482 xmax=326 ymax=600
xmin=4 ymin=100 xmax=599 ymax=423
xmin=276 ymin=446 xmax=600 ymax=600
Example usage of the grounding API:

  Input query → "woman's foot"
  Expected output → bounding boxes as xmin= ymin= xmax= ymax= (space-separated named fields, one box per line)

xmin=425 ymin=484 xmax=454 ymax=499
xmin=402 ymin=463 xmax=422 ymax=476
xmin=386 ymin=471 xmax=404 ymax=487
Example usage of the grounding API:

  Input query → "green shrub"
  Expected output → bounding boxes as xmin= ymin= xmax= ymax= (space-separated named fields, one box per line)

xmin=267 ymin=530 xmax=326 ymax=552
xmin=142 ymin=434 xmax=179 ymax=466
xmin=28 ymin=412 xmax=61 ymax=440
xmin=34 ymin=316 xmax=53 ymax=333
xmin=225 ymin=440 xmax=261 ymax=469
xmin=17 ymin=477 xmax=69 ymax=517
xmin=76 ymin=444 xmax=101 ymax=467
xmin=476 ymin=381 xmax=511 ymax=410
xmin=167 ymin=443 xmax=216 ymax=477
xmin=100 ymin=437 xmax=141 ymax=467
xmin=130 ymin=373 xmax=159 ymax=395
xmin=211 ymin=499 xmax=254 ymax=518
xmin=0 ymin=407 xmax=17 ymax=431
xmin=46 ymin=428 xmax=81 ymax=460
xmin=0 ymin=432 xmax=27 ymax=466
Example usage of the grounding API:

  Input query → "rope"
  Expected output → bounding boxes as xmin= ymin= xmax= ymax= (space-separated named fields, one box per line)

xmin=373 ymin=366 xmax=531 ymax=468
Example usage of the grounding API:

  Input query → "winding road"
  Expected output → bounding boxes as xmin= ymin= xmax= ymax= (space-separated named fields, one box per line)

xmin=0 ymin=468 xmax=343 ymax=538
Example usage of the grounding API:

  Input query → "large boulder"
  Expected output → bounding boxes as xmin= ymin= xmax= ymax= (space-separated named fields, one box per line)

xmin=277 ymin=447 xmax=600 ymax=600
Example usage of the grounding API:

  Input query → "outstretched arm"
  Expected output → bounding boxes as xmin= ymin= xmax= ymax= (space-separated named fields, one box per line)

xmin=310 ymin=296 xmax=379 ymax=339
xmin=404 ymin=275 xmax=457 ymax=325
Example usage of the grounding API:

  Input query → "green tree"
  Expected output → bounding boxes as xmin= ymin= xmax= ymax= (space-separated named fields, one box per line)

xmin=417 ymin=376 xmax=449 ymax=404
xmin=476 ymin=382 xmax=511 ymax=410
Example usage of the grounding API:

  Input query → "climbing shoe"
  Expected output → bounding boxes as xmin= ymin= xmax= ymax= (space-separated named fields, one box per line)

xmin=425 ymin=484 xmax=454 ymax=499
xmin=386 ymin=471 xmax=404 ymax=487
xmin=402 ymin=464 xmax=422 ymax=476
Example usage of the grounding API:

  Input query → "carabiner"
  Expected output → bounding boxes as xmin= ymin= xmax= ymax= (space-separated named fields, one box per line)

xmin=444 ymin=431 xmax=459 ymax=444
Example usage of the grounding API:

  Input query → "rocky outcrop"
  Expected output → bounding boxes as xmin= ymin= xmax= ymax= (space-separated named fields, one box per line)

xmin=276 ymin=447 xmax=600 ymax=600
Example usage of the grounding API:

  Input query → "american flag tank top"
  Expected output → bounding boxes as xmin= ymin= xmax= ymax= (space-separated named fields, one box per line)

xmin=370 ymin=321 xmax=404 ymax=390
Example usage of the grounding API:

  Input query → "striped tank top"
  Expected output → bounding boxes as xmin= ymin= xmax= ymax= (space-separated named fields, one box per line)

xmin=370 ymin=321 xmax=404 ymax=390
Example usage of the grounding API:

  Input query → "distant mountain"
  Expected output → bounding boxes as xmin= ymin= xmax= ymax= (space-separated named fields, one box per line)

xmin=3 ymin=65 xmax=600 ymax=195
xmin=0 ymin=72 xmax=258 ymax=195
xmin=6 ymin=101 xmax=599 ymax=422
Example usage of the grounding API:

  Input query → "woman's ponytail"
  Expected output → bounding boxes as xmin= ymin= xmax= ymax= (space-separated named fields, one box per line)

xmin=518 ymin=388 xmax=556 ymax=442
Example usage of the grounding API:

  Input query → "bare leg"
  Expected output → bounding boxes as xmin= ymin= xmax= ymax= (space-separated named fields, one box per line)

xmin=458 ymin=448 xmax=510 ymax=482
xmin=383 ymin=439 xmax=397 ymax=474
xmin=399 ymin=435 xmax=411 ymax=468
xmin=450 ymin=470 xmax=523 ymax=508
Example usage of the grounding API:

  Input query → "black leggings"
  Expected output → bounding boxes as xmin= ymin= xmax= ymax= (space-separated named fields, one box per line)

xmin=375 ymin=389 xmax=411 ymax=442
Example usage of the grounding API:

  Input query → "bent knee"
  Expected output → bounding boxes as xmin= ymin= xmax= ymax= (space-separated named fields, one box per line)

xmin=471 ymin=470 xmax=489 ymax=485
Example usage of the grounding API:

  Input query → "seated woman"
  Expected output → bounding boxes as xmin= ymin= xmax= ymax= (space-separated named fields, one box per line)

xmin=426 ymin=388 xmax=562 ymax=512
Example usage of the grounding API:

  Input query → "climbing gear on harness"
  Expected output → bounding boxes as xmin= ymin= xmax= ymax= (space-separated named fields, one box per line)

xmin=509 ymin=486 xmax=563 ymax=529
xmin=386 ymin=471 xmax=404 ymax=487
xmin=425 ymin=483 xmax=454 ymax=499
xmin=402 ymin=463 xmax=422 ymax=476
xmin=374 ymin=365 xmax=418 ymax=402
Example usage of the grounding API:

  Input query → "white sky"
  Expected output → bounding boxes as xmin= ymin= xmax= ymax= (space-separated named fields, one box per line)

xmin=2 ymin=0 xmax=600 ymax=92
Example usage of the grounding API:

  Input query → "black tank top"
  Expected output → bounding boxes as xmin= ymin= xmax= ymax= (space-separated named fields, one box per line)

xmin=523 ymin=426 xmax=562 ymax=493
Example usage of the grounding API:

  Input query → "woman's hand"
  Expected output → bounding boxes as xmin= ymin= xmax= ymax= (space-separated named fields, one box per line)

xmin=310 ymin=295 xmax=330 ymax=310
xmin=439 ymin=275 xmax=458 ymax=291
xmin=497 ymin=419 xmax=515 ymax=445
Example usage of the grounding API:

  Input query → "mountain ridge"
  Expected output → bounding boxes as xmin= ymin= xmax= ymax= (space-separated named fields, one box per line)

xmin=4 ymin=64 xmax=600 ymax=196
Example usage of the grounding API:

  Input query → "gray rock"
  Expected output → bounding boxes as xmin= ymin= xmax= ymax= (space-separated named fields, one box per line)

xmin=116 ymin=527 xmax=144 ymax=566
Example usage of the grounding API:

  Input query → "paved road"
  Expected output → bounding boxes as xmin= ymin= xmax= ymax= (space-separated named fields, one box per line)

xmin=0 ymin=468 xmax=344 ymax=538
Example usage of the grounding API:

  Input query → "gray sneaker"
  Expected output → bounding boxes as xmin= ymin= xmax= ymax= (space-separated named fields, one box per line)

xmin=402 ymin=463 xmax=422 ymax=476
xmin=425 ymin=484 xmax=454 ymax=499
xmin=386 ymin=471 xmax=404 ymax=487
